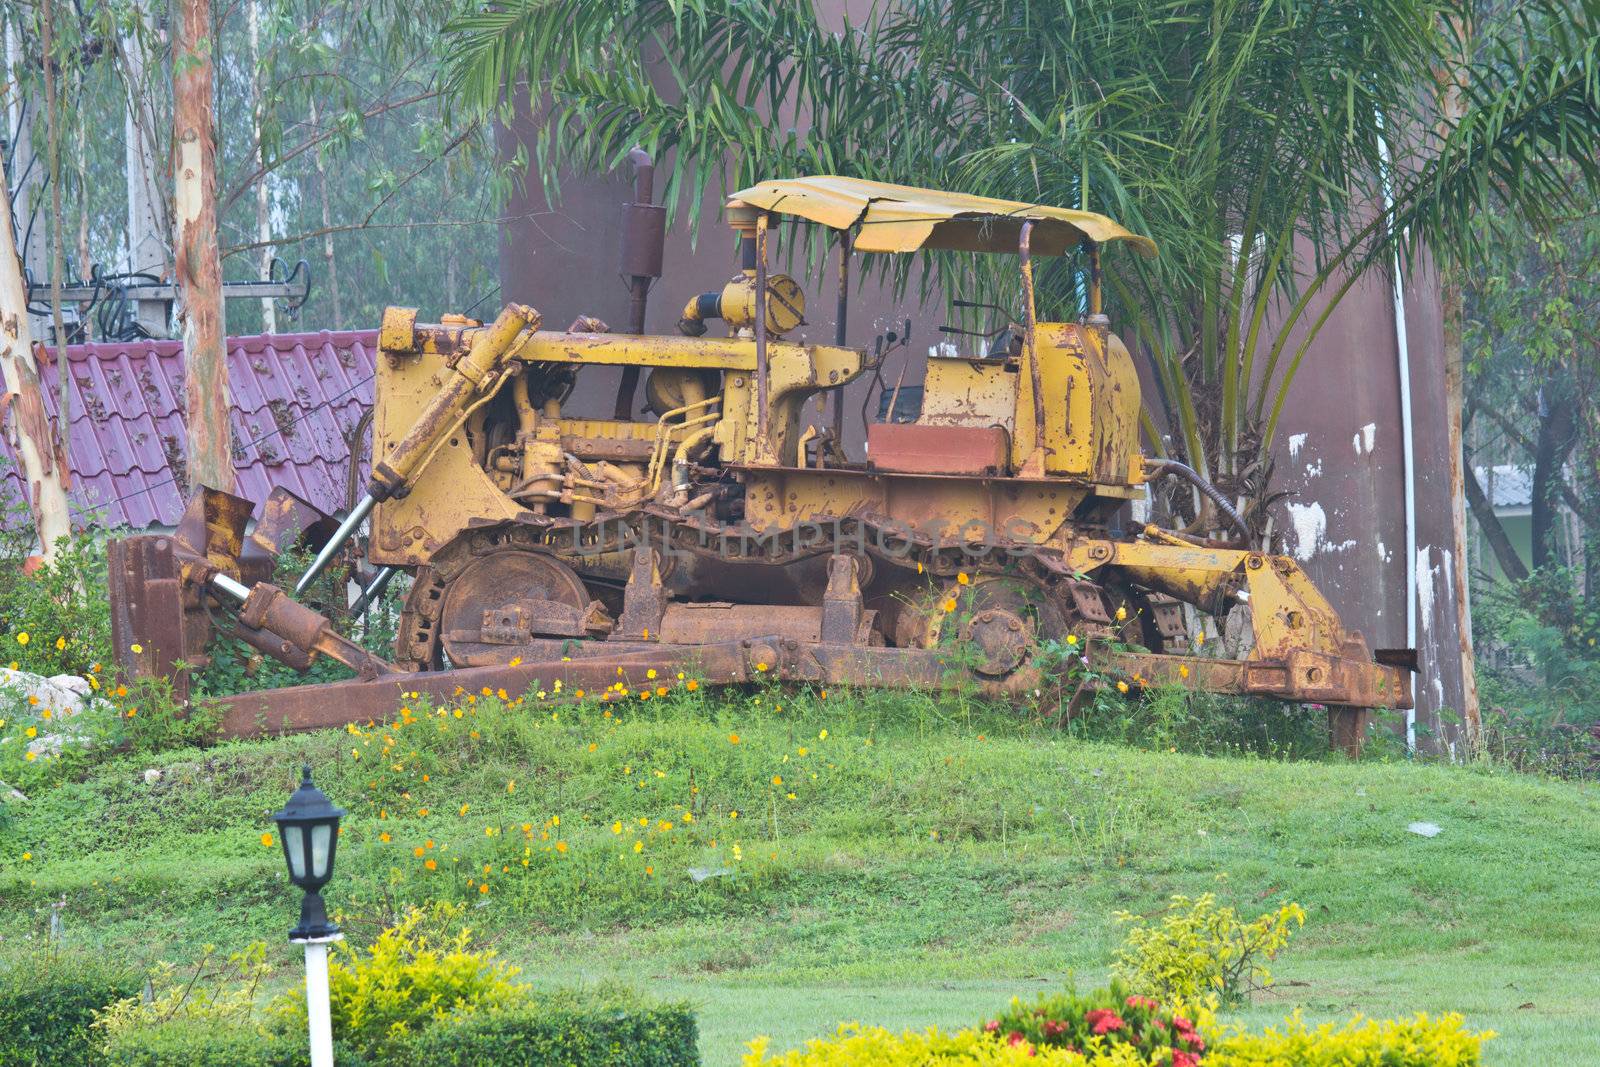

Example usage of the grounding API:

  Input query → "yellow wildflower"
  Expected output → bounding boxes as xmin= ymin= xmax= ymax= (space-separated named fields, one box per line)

xmin=260 ymin=833 xmax=273 ymax=847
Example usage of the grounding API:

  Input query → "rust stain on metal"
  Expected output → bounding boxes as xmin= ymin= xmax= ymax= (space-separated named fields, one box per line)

xmin=106 ymin=173 xmax=1412 ymax=759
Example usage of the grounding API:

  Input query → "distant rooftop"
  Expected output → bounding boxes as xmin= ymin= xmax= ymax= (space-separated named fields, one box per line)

xmin=1474 ymin=463 xmax=1534 ymax=511
xmin=0 ymin=331 xmax=377 ymax=530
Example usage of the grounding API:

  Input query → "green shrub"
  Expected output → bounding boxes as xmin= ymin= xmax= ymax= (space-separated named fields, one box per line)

xmin=99 ymin=1019 xmax=331 ymax=1067
xmin=0 ymin=951 xmax=140 ymax=1066
xmin=94 ymin=941 xmax=272 ymax=1044
xmin=399 ymin=987 xmax=699 ymax=1066
xmin=743 ymin=1023 xmax=1108 ymax=1065
xmin=271 ymin=901 xmax=528 ymax=1057
xmin=1111 ymin=892 xmax=1304 ymax=1005
xmin=0 ymin=526 xmax=115 ymax=681
xmin=982 ymin=982 xmax=1206 ymax=1065
xmin=1207 ymin=1010 xmax=1493 ymax=1065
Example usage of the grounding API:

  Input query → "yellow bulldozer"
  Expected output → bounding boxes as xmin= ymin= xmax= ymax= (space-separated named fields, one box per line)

xmin=107 ymin=172 xmax=1411 ymax=755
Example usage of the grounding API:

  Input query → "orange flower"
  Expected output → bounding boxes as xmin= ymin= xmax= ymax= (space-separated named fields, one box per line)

xmin=425 ymin=858 xmax=437 ymax=870
xmin=685 ymin=679 xmax=699 ymax=692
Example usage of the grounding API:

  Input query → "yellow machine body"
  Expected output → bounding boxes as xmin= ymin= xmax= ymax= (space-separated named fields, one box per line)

xmin=107 ymin=175 xmax=1408 ymax=755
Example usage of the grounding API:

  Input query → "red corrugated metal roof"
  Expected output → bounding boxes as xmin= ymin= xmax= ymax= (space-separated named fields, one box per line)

xmin=0 ymin=330 xmax=377 ymax=530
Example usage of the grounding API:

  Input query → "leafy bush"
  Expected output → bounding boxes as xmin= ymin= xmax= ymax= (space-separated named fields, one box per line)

xmin=0 ymin=525 xmax=115 ymax=682
xmin=94 ymin=941 xmax=272 ymax=1041
xmin=100 ymin=1019 xmax=330 ymax=1067
xmin=0 ymin=950 xmax=140 ymax=1066
xmin=1469 ymin=565 xmax=1600 ymax=779
xmin=1207 ymin=1010 xmax=1493 ymax=1065
xmin=398 ymin=986 xmax=699 ymax=1066
xmin=743 ymin=1023 xmax=1094 ymax=1065
xmin=983 ymin=983 xmax=1207 ymax=1065
xmin=1110 ymin=893 xmax=1303 ymax=1006
xmin=746 ymin=999 xmax=1493 ymax=1066
xmin=272 ymin=901 xmax=528 ymax=1056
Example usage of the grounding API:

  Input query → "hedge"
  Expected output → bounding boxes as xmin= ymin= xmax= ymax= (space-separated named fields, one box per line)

xmin=394 ymin=990 xmax=699 ymax=1067
xmin=0 ymin=952 xmax=140 ymax=1067
xmin=95 ymin=988 xmax=697 ymax=1067
xmin=99 ymin=1020 xmax=357 ymax=1067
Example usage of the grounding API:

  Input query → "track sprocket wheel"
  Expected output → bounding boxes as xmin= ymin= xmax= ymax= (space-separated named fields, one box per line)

xmin=902 ymin=574 xmax=1069 ymax=693
xmin=396 ymin=527 xmax=591 ymax=670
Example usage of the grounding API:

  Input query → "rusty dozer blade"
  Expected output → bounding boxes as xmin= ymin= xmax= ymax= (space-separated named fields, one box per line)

xmin=109 ymin=485 xmax=383 ymax=697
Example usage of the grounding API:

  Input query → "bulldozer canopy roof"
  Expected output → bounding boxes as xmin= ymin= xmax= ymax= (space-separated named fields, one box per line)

xmin=729 ymin=176 xmax=1157 ymax=258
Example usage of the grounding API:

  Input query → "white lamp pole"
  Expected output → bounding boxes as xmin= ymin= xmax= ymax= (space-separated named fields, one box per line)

xmin=295 ymin=934 xmax=342 ymax=1067
xmin=271 ymin=765 xmax=345 ymax=1067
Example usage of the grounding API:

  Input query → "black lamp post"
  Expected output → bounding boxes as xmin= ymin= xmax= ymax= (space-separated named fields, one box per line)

xmin=271 ymin=764 xmax=345 ymax=940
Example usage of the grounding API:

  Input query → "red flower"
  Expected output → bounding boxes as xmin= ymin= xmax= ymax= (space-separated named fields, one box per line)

xmin=1007 ymin=1031 xmax=1027 ymax=1046
xmin=1085 ymin=1009 xmax=1126 ymax=1035
xmin=984 ymin=1020 xmax=1000 ymax=1032
xmin=1042 ymin=1020 xmax=1067 ymax=1037
xmin=1125 ymin=995 xmax=1160 ymax=1010
xmin=1172 ymin=1051 xmax=1199 ymax=1067
xmin=1172 ymin=1016 xmax=1195 ymax=1033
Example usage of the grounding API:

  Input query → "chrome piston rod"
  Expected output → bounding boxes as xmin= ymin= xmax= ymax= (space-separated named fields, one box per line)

xmin=295 ymin=493 xmax=376 ymax=596
xmin=349 ymin=566 xmax=398 ymax=617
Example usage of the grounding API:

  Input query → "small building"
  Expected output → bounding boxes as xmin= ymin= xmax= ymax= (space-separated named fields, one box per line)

xmin=0 ymin=332 xmax=377 ymax=532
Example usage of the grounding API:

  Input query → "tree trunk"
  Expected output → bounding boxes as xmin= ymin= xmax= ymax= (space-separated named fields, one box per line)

xmin=1441 ymin=273 xmax=1479 ymax=735
xmin=248 ymin=0 xmax=276 ymax=334
xmin=312 ymin=100 xmax=342 ymax=331
xmin=1530 ymin=389 xmax=1576 ymax=571
xmin=1463 ymin=445 xmax=1529 ymax=582
xmin=0 ymin=156 xmax=74 ymax=559
xmin=42 ymin=0 xmax=70 ymax=462
xmin=172 ymin=0 xmax=232 ymax=491
xmin=120 ymin=0 xmax=171 ymax=336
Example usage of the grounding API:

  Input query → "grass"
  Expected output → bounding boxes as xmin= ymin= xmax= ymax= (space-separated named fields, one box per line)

xmin=2 ymin=681 xmax=1596 ymax=1065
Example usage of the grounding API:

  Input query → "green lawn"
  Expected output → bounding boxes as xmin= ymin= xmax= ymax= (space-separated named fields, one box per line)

xmin=2 ymin=684 xmax=1596 ymax=1065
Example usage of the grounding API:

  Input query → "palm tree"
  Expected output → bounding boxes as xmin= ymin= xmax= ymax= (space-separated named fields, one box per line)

xmin=445 ymin=0 xmax=1600 ymax=535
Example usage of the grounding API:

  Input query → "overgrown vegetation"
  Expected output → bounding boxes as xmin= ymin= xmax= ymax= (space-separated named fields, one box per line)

xmin=0 ymin=677 xmax=1594 ymax=1064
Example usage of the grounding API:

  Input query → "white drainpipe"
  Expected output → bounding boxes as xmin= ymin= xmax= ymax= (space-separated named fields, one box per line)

xmin=1377 ymin=130 xmax=1418 ymax=753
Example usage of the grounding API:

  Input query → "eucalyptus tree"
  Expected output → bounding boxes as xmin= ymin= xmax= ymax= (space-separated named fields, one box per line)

xmin=447 ymin=0 xmax=1600 ymax=534
xmin=3 ymin=0 xmax=505 ymax=339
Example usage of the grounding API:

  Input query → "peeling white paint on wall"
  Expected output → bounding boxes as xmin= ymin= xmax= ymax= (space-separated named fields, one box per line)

xmin=1288 ymin=432 xmax=1308 ymax=458
xmin=1376 ymin=540 xmax=1390 ymax=563
xmin=1415 ymin=545 xmax=1438 ymax=632
xmin=1351 ymin=422 xmax=1377 ymax=454
xmin=1303 ymin=459 xmax=1323 ymax=478
xmin=1286 ymin=501 xmax=1327 ymax=561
